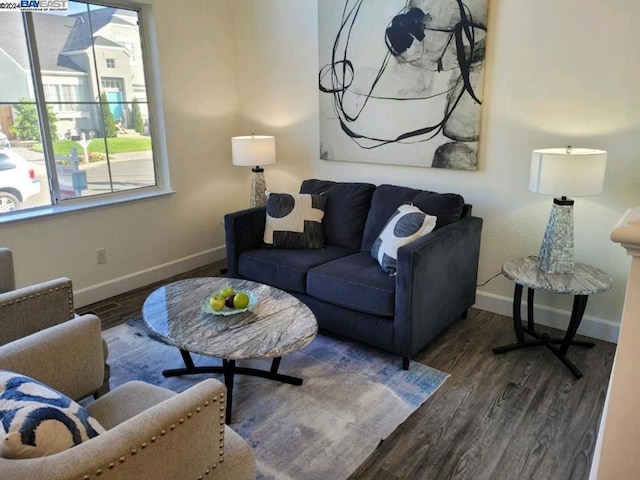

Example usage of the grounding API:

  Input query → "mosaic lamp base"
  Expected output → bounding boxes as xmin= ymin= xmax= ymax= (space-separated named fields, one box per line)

xmin=538 ymin=197 xmax=575 ymax=274
xmin=249 ymin=167 xmax=267 ymax=208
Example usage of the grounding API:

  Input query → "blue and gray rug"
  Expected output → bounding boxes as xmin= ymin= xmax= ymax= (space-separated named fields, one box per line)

xmin=103 ymin=319 xmax=449 ymax=480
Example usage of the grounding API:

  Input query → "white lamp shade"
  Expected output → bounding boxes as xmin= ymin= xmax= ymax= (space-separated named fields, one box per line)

xmin=529 ymin=147 xmax=607 ymax=196
xmin=231 ymin=135 xmax=276 ymax=167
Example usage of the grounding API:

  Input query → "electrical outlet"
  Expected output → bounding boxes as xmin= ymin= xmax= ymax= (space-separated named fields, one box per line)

xmin=96 ymin=248 xmax=107 ymax=264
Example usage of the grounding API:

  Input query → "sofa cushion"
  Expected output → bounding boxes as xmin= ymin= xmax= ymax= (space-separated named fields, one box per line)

xmin=307 ymin=252 xmax=396 ymax=317
xmin=0 ymin=370 xmax=106 ymax=459
xmin=371 ymin=204 xmax=437 ymax=274
xmin=412 ymin=190 xmax=465 ymax=229
xmin=263 ymin=193 xmax=327 ymax=249
xmin=238 ymin=246 xmax=356 ymax=293
xmin=300 ymin=179 xmax=376 ymax=250
xmin=361 ymin=184 xmax=465 ymax=251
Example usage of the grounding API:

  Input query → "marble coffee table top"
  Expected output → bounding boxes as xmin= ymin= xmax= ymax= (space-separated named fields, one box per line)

xmin=502 ymin=256 xmax=613 ymax=295
xmin=142 ymin=277 xmax=318 ymax=360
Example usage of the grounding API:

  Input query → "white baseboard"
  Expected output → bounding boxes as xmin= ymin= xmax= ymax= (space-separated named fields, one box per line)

xmin=474 ymin=291 xmax=620 ymax=344
xmin=74 ymin=246 xmax=226 ymax=308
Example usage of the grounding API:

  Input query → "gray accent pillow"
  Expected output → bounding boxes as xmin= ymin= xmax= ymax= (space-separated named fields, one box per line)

xmin=263 ymin=193 xmax=327 ymax=249
xmin=371 ymin=204 xmax=437 ymax=274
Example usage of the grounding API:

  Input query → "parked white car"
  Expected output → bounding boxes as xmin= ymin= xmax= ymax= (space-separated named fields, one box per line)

xmin=0 ymin=149 xmax=41 ymax=212
xmin=0 ymin=131 xmax=9 ymax=149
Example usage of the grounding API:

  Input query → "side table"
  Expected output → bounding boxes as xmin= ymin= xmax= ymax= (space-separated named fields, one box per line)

xmin=493 ymin=256 xmax=612 ymax=378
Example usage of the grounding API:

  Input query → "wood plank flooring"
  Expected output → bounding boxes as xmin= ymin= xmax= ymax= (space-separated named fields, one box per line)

xmin=79 ymin=264 xmax=616 ymax=480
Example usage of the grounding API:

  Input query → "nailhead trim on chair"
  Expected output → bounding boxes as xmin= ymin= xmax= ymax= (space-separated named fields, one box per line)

xmin=0 ymin=281 xmax=74 ymax=319
xmin=79 ymin=393 xmax=226 ymax=479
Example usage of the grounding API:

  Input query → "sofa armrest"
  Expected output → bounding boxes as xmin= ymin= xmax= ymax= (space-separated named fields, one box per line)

xmin=0 ymin=277 xmax=75 ymax=346
xmin=224 ymin=206 xmax=266 ymax=277
xmin=395 ymin=216 xmax=483 ymax=355
xmin=0 ymin=314 xmax=106 ymax=401
xmin=0 ymin=379 xmax=256 ymax=480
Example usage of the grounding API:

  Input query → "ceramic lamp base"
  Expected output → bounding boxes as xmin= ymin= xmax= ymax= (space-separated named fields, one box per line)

xmin=249 ymin=167 xmax=267 ymax=208
xmin=538 ymin=199 xmax=575 ymax=274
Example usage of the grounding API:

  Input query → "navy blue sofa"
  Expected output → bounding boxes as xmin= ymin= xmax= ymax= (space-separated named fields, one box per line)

xmin=224 ymin=179 xmax=483 ymax=369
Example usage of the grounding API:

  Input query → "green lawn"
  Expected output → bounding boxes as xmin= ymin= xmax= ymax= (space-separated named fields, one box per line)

xmin=32 ymin=137 xmax=152 ymax=156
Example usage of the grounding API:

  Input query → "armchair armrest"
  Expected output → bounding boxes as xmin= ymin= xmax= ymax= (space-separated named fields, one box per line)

xmin=0 ymin=277 xmax=75 ymax=346
xmin=0 ymin=379 xmax=257 ymax=480
xmin=0 ymin=314 xmax=105 ymax=401
xmin=395 ymin=215 xmax=483 ymax=355
xmin=0 ymin=247 xmax=15 ymax=293
xmin=224 ymin=206 xmax=266 ymax=277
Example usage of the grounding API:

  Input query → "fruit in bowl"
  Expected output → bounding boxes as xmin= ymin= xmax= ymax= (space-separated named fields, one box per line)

xmin=233 ymin=292 xmax=250 ymax=309
xmin=209 ymin=296 xmax=225 ymax=312
xmin=203 ymin=286 xmax=255 ymax=314
xmin=225 ymin=294 xmax=236 ymax=308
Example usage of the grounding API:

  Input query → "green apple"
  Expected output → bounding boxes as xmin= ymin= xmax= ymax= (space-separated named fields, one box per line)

xmin=233 ymin=292 xmax=250 ymax=309
xmin=220 ymin=286 xmax=235 ymax=298
xmin=209 ymin=296 xmax=225 ymax=311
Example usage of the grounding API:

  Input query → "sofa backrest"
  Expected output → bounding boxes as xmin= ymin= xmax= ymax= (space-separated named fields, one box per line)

xmin=360 ymin=184 xmax=466 ymax=252
xmin=300 ymin=179 xmax=376 ymax=251
xmin=300 ymin=179 xmax=467 ymax=253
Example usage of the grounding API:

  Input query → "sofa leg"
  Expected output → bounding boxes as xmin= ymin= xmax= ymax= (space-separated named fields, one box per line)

xmin=402 ymin=356 xmax=410 ymax=370
xmin=461 ymin=309 xmax=469 ymax=320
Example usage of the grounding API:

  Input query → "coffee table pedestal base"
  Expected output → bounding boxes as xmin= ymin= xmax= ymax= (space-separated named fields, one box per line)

xmin=163 ymin=350 xmax=303 ymax=423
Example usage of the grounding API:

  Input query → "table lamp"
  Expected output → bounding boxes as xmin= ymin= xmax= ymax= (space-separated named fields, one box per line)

xmin=529 ymin=146 xmax=607 ymax=274
xmin=232 ymin=135 xmax=276 ymax=207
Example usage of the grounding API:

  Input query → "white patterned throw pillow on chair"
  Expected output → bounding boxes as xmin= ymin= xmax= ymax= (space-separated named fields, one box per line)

xmin=0 ymin=370 xmax=106 ymax=459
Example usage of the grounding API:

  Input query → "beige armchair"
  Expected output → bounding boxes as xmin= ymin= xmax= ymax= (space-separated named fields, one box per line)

xmin=0 ymin=315 xmax=257 ymax=479
xmin=0 ymin=247 xmax=76 ymax=344
xmin=0 ymin=247 xmax=110 ymax=396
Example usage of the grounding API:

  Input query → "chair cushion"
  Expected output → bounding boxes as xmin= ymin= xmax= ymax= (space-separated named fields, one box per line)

xmin=300 ymin=179 xmax=377 ymax=250
xmin=0 ymin=370 xmax=105 ymax=459
xmin=361 ymin=184 xmax=465 ymax=251
xmin=307 ymin=252 xmax=396 ymax=317
xmin=238 ymin=246 xmax=356 ymax=293
xmin=371 ymin=204 xmax=437 ymax=274
xmin=263 ymin=193 xmax=327 ymax=249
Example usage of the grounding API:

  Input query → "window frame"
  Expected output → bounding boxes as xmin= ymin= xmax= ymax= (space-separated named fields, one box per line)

xmin=0 ymin=0 xmax=172 ymax=225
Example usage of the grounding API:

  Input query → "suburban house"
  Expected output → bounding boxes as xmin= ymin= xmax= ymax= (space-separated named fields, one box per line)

xmin=0 ymin=7 xmax=146 ymax=138
xmin=0 ymin=1 xmax=638 ymax=478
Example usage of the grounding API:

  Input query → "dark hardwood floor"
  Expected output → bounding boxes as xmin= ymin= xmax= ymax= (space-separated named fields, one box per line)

xmin=79 ymin=263 xmax=616 ymax=480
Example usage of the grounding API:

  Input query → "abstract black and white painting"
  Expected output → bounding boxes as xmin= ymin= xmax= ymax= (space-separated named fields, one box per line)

xmin=318 ymin=0 xmax=488 ymax=170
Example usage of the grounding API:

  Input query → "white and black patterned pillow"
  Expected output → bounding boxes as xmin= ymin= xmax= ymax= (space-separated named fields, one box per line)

xmin=0 ymin=370 xmax=106 ymax=459
xmin=263 ymin=193 xmax=327 ymax=249
xmin=371 ymin=204 xmax=437 ymax=274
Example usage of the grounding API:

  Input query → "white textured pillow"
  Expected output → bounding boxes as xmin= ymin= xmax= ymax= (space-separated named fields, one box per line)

xmin=263 ymin=192 xmax=327 ymax=249
xmin=0 ymin=370 xmax=106 ymax=459
xmin=371 ymin=204 xmax=437 ymax=274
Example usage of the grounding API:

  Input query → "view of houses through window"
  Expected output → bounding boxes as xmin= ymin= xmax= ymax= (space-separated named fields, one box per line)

xmin=0 ymin=1 xmax=157 ymax=214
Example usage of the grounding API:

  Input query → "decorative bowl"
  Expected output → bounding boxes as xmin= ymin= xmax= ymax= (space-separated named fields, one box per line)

xmin=200 ymin=290 xmax=258 ymax=316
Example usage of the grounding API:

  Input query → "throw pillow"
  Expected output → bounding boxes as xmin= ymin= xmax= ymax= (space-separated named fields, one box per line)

xmin=371 ymin=204 xmax=437 ymax=274
xmin=0 ymin=370 xmax=106 ymax=459
xmin=263 ymin=193 xmax=327 ymax=249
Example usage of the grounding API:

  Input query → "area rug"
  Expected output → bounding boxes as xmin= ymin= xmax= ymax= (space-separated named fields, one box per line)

xmin=103 ymin=319 xmax=449 ymax=480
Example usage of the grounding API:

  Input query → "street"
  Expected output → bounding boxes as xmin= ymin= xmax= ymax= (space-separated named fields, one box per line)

xmin=18 ymin=147 xmax=155 ymax=209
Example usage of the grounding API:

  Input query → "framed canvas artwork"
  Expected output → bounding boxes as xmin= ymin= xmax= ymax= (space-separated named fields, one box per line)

xmin=318 ymin=0 xmax=488 ymax=170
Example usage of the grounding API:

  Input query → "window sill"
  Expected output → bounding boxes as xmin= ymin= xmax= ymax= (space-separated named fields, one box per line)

xmin=0 ymin=187 xmax=175 ymax=226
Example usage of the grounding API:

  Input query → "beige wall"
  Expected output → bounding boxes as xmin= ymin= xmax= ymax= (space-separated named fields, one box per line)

xmin=233 ymin=0 xmax=640 ymax=341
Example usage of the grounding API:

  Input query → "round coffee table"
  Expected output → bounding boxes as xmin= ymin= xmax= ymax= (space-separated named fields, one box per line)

xmin=142 ymin=277 xmax=318 ymax=423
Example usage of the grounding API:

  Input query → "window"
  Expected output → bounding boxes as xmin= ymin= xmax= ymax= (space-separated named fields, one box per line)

xmin=0 ymin=1 xmax=167 ymax=219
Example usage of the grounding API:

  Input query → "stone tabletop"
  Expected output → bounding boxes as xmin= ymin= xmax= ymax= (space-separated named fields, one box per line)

xmin=142 ymin=277 xmax=318 ymax=360
xmin=502 ymin=256 xmax=613 ymax=295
